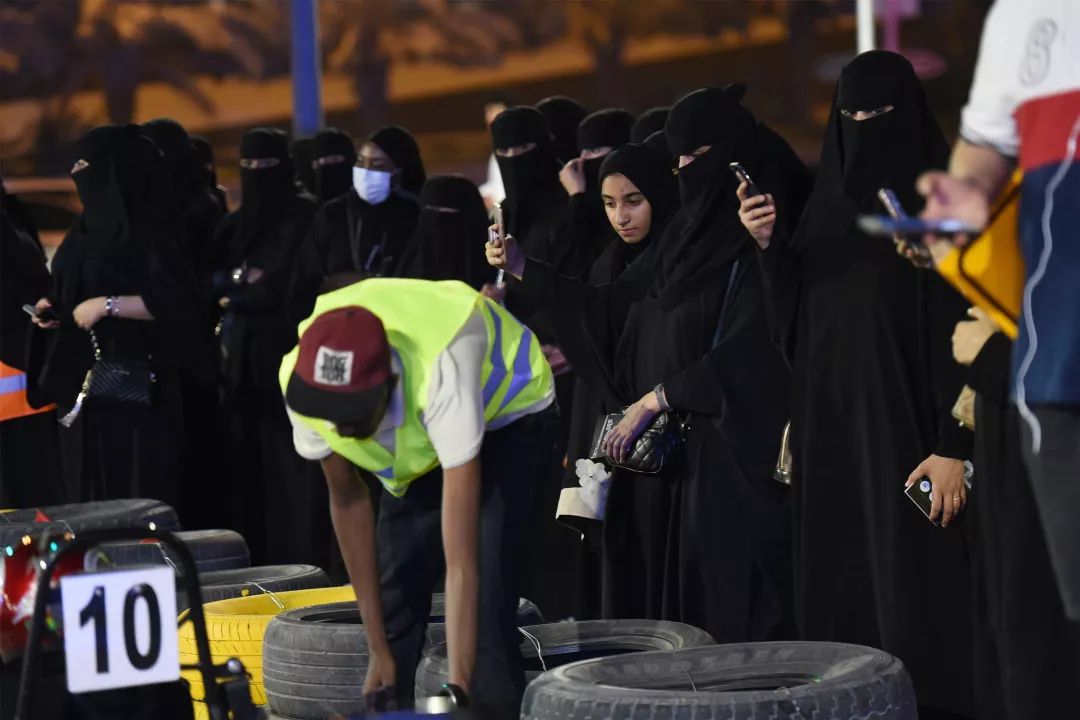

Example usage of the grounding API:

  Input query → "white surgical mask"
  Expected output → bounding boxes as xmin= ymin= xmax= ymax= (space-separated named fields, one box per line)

xmin=353 ymin=166 xmax=392 ymax=205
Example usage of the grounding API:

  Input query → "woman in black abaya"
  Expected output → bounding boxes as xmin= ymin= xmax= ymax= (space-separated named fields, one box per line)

xmin=738 ymin=51 xmax=974 ymax=717
xmin=310 ymin=127 xmax=357 ymax=204
xmin=212 ymin=128 xmax=320 ymax=566
xmin=405 ymin=175 xmax=494 ymax=289
xmin=190 ymin=135 xmax=228 ymax=212
xmin=289 ymin=125 xmax=426 ymax=321
xmin=35 ymin=125 xmax=205 ymax=507
xmin=630 ymin=106 xmax=669 ymax=144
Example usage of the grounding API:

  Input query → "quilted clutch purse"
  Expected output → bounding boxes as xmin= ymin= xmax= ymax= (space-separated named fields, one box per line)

xmin=59 ymin=330 xmax=156 ymax=428
xmin=589 ymin=409 xmax=684 ymax=475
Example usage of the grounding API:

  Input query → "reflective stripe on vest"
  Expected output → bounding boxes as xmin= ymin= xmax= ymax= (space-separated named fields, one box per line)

xmin=0 ymin=362 xmax=53 ymax=423
xmin=280 ymin=279 xmax=552 ymax=497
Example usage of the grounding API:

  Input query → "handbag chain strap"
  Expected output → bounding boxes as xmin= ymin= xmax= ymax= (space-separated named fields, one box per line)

xmin=89 ymin=329 xmax=102 ymax=361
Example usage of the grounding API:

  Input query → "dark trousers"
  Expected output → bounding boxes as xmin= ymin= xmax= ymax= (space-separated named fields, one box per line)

xmin=377 ymin=406 xmax=556 ymax=716
xmin=1020 ymin=404 xmax=1080 ymax=621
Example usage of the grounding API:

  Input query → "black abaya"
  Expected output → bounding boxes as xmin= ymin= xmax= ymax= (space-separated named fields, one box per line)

xmin=214 ymin=128 xmax=321 ymax=566
xmin=757 ymin=52 xmax=974 ymax=715
xmin=38 ymin=125 xmax=204 ymax=508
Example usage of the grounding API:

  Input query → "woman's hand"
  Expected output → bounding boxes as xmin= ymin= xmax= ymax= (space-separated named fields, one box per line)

xmin=602 ymin=391 xmax=661 ymax=464
xmin=952 ymin=307 xmax=998 ymax=366
xmin=737 ymin=182 xmax=776 ymax=250
xmin=485 ymin=224 xmax=525 ymax=279
xmin=73 ymin=297 xmax=107 ymax=331
xmin=31 ymin=297 xmax=60 ymax=330
xmin=218 ymin=297 xmax=231 ymax=309
xmin=362 ymin=647 xmax=397 ymax=697
xmin=906 ymin=454 xmax=967 ymax=528
xmin=245 ymin=267 xmax=265 ymax=284
xmin=541 ymin=344 xmax=571 ymax=376
xmin=559 ymin=158 xmax=586 ymax=196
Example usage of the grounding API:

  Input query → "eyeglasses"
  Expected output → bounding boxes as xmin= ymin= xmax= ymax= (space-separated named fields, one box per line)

xmin=239 ymin=157 xmax=282 ymax=169
xmin=839 ymin=105 xmax=895 ymax=121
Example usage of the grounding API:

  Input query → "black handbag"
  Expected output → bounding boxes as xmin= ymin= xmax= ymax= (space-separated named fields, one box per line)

xmin=589 ymin=409 xmax=685 ymax=475
xmin=59 ymin=330 xmax=155 ymax=427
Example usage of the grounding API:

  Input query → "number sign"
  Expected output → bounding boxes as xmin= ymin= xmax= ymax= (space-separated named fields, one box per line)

xmin=61 ymin=566 xmax=179 ymax=693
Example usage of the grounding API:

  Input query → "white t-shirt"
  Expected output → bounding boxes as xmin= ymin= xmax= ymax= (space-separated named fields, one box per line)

xmin=288 ymin=307 xmax=553 ymax=469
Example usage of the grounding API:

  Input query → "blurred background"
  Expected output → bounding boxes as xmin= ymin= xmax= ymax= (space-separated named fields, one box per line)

xmin=0 ymin=0 xmax=992 ymax=247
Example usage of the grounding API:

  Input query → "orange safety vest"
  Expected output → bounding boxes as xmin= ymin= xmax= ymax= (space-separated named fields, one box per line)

xmin=0 ymin=362 xmax=53 ymax=423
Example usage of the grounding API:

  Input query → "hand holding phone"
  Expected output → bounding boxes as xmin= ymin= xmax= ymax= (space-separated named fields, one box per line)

xmin=23 ymin=300 xmax=60 ymax=328
xmin=729 ymin=162 xmax=761 ymax=197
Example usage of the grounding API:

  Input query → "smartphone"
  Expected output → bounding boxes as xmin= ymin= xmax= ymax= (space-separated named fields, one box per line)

xmin=22 ymin=303 xmax=59 ymax=322
xmin=856 ymin=215 xmax=980 ymax=238
xmin=875 ymin=189 xmax=933 ymax=266
xmin=492 ymin=202 xmax=506 ymax=287
xmin=729 ymin=162 xmax=761 ymax=197
xmin=905 ymin=477 xmax=938 ymax=526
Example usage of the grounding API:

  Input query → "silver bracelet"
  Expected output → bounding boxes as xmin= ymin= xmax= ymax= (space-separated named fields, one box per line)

xmin=105 ymin=296 xmax=119 ymax=317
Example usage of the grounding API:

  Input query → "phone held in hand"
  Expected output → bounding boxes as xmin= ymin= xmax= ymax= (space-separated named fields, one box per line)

xmin=22 ymin=303 xmax=59 ymax=322
xmin=492 ymin=202 xmax=506 ymax=288
xmin=858 ymin=189 xmax=980 ymax=242
xmin=729 ymin=162 xmax=761 ymax=197
xmin=905 ymin=477 xmax=938 ymax=526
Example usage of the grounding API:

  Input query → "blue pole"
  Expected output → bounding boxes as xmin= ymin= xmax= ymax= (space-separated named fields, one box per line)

xmin=290 ymin=0 xmax=324 ymax=138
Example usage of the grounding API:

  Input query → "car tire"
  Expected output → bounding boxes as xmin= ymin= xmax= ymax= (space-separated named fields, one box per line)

xmin=521 ymin=641 xmax=918 ymax=720
xmin=262 ymin=596 xmax=546 ymax=719
xmin=93 ymin=529 xmax=250 ymax=574
xmin=415 ymin=619 xmax=715 ymax=700
xmin=178 ymin=585 xmax=355 ymax=713
xmin=0 ymin=499 xmax=178 ymax=548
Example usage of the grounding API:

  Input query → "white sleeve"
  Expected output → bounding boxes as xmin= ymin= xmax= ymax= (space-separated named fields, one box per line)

xmin=422 ymin=309 xmax=488 ymax=469
xmin=959 ymin=1 xmax=1021 ymax=157
xmin=286 ymin=407 xmax=333 ymax=461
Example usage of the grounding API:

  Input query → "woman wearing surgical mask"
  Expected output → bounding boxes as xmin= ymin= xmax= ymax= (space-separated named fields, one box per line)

xmin=737 ymin=52 xmax=975 ymax=719
xmin=211 ymin=127 xmax=319 ymax=566
xmin=288 ymin=125 xmax=426 ymax=321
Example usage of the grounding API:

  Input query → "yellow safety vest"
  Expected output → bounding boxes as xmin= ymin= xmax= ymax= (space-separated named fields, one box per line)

xmin=280 ymin=279 xmax=552 ymax=496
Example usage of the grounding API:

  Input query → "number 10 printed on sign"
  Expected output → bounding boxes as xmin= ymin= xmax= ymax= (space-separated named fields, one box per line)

xmin=61 ymin=566 xmax=179 ymax=694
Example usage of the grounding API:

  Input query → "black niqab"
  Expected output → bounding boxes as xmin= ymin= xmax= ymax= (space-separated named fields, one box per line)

xmin=655 ymin=85 xmax=756 ymax=301
xmin=535 ymin=95 xmax=588 ymax=165
xmin=142 ymin=118 xmax=198 ymax=196
xmin=630 ymin=107 xmax=670 ymax=144
xmin=311 ymin=128 xmax=357 ymax=203
xmin=367 ymin=126 xmax=426 ymax=198
xmin=797 ymin=50 xmax=949 ymax=245
xmin=234 ymin=128 xmax=294 ymax=260
xmin=643 ymin=130 xmax=672 ymax=166
xmin=407 ymin=175 xmax=493 ymax=290
xmin=490 ymin=107 xmax=563 ymax=247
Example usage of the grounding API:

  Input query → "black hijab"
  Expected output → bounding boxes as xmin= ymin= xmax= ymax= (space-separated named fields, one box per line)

xmin=142 ymin=118 xmax=199 ymax=197
xmin=190 ymin=135 xmax=216 ymax=185
xmin=233 ymin=128 xmax=295 ymax=260
xmin=655 ymin=85 xmax=757 ymax=301
xmin=631 ymin=107 xmax=670 ymax=144
xmin=408 ymin=175 xmax=493 ymax=290
xmin=366 ymin=126 xmax=426 ymax=198
xmin=311 ymin=128 xmax=357 ymax=202
xmin=576 ymin=108 xmax=635 ymax=239
xmin=291 ymin=137 xmax=316 ymax=196
xmin=535 ymin=95 xmax=588 ymax=165
xmin=595 ymin=142 xmax=678 ymax=283
xmin=643 ymin=129 xmax=673 ymax=167
xmin=795 ymin=50 xmax=949 ymax=251
xmin=490 ymin=106 xmax=563 ymax=243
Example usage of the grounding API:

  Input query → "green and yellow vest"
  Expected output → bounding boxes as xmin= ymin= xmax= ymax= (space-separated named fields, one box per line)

xmin=279 ymin=279 xmax=552 ymax=497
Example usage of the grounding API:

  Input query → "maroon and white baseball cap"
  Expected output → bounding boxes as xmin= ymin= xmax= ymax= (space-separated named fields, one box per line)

xmin=285 ymin=306 xmax=392 ymax=427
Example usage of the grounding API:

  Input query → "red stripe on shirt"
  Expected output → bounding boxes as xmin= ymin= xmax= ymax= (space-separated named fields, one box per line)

xmin=1015 ymin=89 xmax=1080 ymax=172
